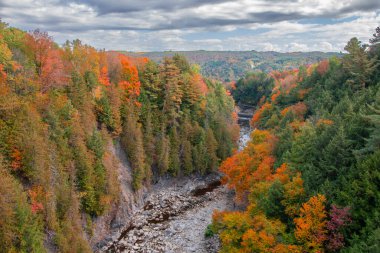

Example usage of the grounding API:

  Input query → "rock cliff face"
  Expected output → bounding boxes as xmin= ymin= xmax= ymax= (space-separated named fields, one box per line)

xmin=90 ymin=140 xmax=149 ymax=250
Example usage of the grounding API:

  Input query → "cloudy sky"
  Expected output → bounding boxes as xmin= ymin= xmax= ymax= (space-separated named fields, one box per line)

xmin=0 ymin=0 xmax=379 ymax=52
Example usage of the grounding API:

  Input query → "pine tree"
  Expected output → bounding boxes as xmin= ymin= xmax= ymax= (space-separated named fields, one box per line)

xmin=363 ymin=89 xmax=380 ymax=152
xmin=343 ymin=37 xmax=377 ymax=90
xmin=205 ymin=127 xmax=219 ymax=171
xmin=162 ymin=58 xmax=183 ymax=126
xmin=121 ymin=107 xmax=146 ymax=190
xmin=141 ymin=104 xmax=155 ymax=169
xmin=172 ymin=53 xmax=191 ymax=73
xmin=179 ymin=113 xmax=193 ymax=174
xmin=182 ymin=140 xmax=193 ymax=175
xmin=140 ymin=61 xmax=163 ymax=109
xmin=156 ymin=131 xmax=169 ymax=175
xmin=168 ymin=127 xmax=181 ymax=176
xmin=369 ymin=26 xmax=380 ymax=57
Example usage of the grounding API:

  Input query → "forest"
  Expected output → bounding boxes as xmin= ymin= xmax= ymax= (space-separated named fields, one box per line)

xmin=1 ymin=16 xmax=379 ymax=253
xmin=0 ymin=21 xmax=238 ymax=252
xmin=212 ymin=27 xmax=380 ymax=252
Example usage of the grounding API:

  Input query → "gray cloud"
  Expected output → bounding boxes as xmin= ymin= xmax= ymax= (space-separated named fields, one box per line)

xmin=146 ymin=12 xmax=307 ymax=31
xmin=2 ymin=0 xmax=379 ymax=32
xmin=60 ymin=0 xmax=232 ymax=14
xmin=340 ymin=0 xmax=380 ymax=13
xmin=0 ymin=0 xmax=379 ymax=52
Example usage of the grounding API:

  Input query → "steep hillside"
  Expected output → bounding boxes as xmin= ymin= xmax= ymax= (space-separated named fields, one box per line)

xmin=0 ymin=22 xmax=238 ymax=252
xmin=212 ymin=28 xmax=380 ymax=252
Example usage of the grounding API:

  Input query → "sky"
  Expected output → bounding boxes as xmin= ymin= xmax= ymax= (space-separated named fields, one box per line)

xmin=0 ymin=0 xmax=379 ymax=52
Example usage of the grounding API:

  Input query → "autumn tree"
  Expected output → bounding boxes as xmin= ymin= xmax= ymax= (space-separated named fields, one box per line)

xmin=294 ymin=194 xmax=327 ymax=252
xmin=118 ymin=54 xmax=141 ymax=100
xmin=326 ymin=205 xmax=351 ymax=252
xmin=98 ymin=66 xmax=110 ymax=86
xmin=26 ymin=30 xmax=66 ymax=92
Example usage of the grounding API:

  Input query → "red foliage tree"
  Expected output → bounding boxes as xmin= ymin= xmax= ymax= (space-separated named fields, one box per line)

xmin=28 ymin=186 xmax=44 ymax=214
xmin=26 ymin=30 xmax=66 ymax=92
xmin=316 ymin=60 xmax=329 ymax=75
xmin=326 ymin=205 xmax=351 ymax=252
xmin=40 ymin=49 xmax=66 ymax=91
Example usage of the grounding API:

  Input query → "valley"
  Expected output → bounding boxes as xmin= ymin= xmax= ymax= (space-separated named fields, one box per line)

xmin=96 ymin=109 xmax=252 ymax=253
xmin=0 ymin=16 xmax=379 ymax=253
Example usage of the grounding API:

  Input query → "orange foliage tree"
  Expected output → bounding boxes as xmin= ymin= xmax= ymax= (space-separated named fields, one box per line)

xmin=240 ymin=214 xmax=286 ymax=253
xmin=118 ymin=54 xmax=141 ymax=100
xmin=251 ymin=102 xmax=272 ymax=127
xmin=0 ymin=64 xmax=6 ymax=84
xmin=280 ymin=102 xmax=307 ymax=119
xmin=294 ymin=194 xmax=327 ymax=252
xmin=10 ymin=147 xmax=22 ymax=170
xmin=220 ymin=129 xmax=277 ymax=202
xmin=99 ymin=66 xmax=110 ymax=86
xmin=271 ymin=90 xmax=281 ymax=103
xmin=0 ymin=64 xmax=8 ymax=96
xmin=281 ymin=172 xmax=305 ymax=218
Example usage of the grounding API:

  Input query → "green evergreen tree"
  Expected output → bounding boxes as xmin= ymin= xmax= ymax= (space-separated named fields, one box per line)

xmin=168 ymin=127 xmax=181 ymax=176
xmin=343 ymin=37 xmax=377 ymax=90
xmin=121 ymin=108 xmax=146 ymax=190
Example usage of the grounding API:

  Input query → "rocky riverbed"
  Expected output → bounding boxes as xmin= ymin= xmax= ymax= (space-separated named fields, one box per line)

xmin=100 ymin=175 xmax=234 ymax=253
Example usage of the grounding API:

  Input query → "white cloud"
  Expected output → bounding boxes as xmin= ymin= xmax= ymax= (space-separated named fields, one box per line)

xmin=317 ymin=42 xmax=333 ymax=51
xmin=286 ymin=43 xmax=309 ymax=52
xmin=0 ymin=0 xmax=379 ymax=51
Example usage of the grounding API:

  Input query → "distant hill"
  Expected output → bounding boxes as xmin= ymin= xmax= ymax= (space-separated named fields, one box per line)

xmin=121 ymin=51 xmax=343 ymax=82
